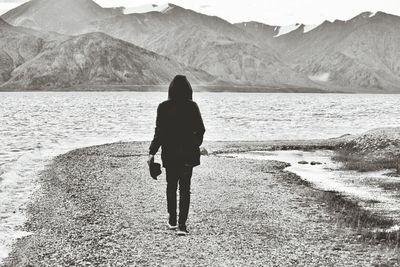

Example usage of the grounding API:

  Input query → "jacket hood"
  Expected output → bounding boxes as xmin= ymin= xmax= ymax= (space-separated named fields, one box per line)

xmin=168 ymin=75 xmax=193 ymax=101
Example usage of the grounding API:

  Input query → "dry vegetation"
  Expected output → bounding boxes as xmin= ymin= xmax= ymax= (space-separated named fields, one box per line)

xmin=332 ymin=148 xmax=400 ymax=174
xmin=332 ymin=128 xmax=400 ymax=175
xmin=317 ymin=191 xmax=400 ymax=246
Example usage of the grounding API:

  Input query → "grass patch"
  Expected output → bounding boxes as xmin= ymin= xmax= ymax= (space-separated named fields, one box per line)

xmin=317 ymin=190 xmax=400 ymax=246
xmin=318 ymin=191 xmax=392 ymax=228
xmin=326 ymin=149 xmax=400 ymax=245
xmin=332 ymin=148 xmax=400 ymax=173
xmin=379 ymin=182 xmax=400 ymax=192
xmin=281 ymin=170 xmax=312 ymax=187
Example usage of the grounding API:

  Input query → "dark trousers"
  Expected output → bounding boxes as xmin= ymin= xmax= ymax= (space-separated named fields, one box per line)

xmin=166 ymin=165 xmax=193 ymax=225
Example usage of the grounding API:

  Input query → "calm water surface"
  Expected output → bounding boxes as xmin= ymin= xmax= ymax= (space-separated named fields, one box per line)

xmin=0 ymin=92 xmax=400 ymax=260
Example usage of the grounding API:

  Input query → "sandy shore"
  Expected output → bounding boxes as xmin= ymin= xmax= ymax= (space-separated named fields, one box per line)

xmin=3 ymin=140 xmax=400 ymax=266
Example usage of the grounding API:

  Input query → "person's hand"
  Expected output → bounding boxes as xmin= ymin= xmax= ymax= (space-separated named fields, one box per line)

xmin=147 ymin=154 xmax=154 ymax=166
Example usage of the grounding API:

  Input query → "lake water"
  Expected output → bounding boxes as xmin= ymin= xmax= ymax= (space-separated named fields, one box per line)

xmin=1 ymin=92 xmax=400 ymax=261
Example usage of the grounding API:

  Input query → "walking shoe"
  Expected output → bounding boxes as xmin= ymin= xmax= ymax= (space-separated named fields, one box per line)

xmin=177 ymin=224 xmax=189 ymax=236
xmin=167 ymin=216 xmax=177 ymax=230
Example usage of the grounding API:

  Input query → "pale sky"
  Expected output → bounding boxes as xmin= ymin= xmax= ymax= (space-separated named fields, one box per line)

xmin=1 ymin=0 xmax=400 ymax=25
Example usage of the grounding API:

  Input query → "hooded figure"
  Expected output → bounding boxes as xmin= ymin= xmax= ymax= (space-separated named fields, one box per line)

xmin=150 ymin=75 xmax=205 ymax=167
xmin=149 ymin=75 xmax=205 ymax=235
xmin=168 ymin=74 xmax=193 ymax=101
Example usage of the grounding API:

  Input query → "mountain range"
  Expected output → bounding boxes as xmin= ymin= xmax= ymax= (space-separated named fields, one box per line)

xmin=1 ymin=0 xmax=400 ymax=92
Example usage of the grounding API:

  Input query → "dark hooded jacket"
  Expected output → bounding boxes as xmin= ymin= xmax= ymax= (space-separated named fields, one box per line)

xmin=149 ymin=75 xmax=205 ymax=167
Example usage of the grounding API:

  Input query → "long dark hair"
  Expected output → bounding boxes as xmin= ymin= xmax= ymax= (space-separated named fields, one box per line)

xmin=168 ymin=75 xmax=193 ymax=101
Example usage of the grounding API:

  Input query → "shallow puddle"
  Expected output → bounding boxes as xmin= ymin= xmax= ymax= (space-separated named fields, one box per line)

xmin=221 ymin=150 xmax=400 ymax=223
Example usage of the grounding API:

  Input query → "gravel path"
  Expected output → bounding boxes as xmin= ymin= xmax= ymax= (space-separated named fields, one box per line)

xmin=3 ymin=142 xmax=400 ymax=266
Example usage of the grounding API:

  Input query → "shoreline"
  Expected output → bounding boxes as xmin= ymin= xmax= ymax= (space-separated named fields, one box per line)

xmin=0 ymin=84 xmax=333 ymax=93
xmin=3 ymin=139 xmax=400 ymax=266
xmin=4 ymin=87 xmax=400 ymax=94
xmin=0 ymin=137 xmax=129 ymax=265
xmin=4 ymin=90 xmax=400 ymax=94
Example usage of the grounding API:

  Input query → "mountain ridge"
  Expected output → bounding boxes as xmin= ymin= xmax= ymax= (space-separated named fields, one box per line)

xmin=2 ymin=1 xmax=400 ymax=92
xmin=0 ymin=22 xmax=216 ymax=90
xmin=2 ymin=0 xmax=123 ymax=33
xmin=237 ymin=10 xmax=400 ymax=92
xmin=81 ymin=3 xmax=318 ymax=89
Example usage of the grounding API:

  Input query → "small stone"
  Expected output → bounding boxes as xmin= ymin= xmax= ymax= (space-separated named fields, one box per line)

xmin=310 ymin=161 xmax=322 ymax=165
xmin=298 ymin=161 xmax=308 ymax=165
xmin=110 ymin=162 xmax=120 ymax=168
xmin=200 ymin=147 xmax=209 ymax=156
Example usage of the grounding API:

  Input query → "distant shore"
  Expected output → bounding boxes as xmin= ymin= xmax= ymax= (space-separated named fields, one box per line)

xmin=5 ymin=86 xmax=400 ymax=93
xmin=0 ymin=84 xmax=347 ymax=93
xmin=4 ymin=83 xmax=400 ymax=93
xmin=3 ymin=134 xmax=400 ymax=266
xmin=0 ymin=84 xmax=364 ymax=94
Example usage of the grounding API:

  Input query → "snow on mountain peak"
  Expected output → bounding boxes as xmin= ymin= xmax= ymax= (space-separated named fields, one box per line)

xmin=303 ymin=24 xmax=318 ymax=33
xmin=369 ymin=12 xmax=377 ymax=18
xmin=274 ymin=23 xmax=301 ymax=38
xmin=271 ymin=21 xmax=322 ymax=37
xmin=123 ymin=3 xmax=172 ymax=15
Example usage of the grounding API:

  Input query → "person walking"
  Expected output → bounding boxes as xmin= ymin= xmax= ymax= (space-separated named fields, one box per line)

xmin=148 ymin=75 xmax=205 ymax=236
